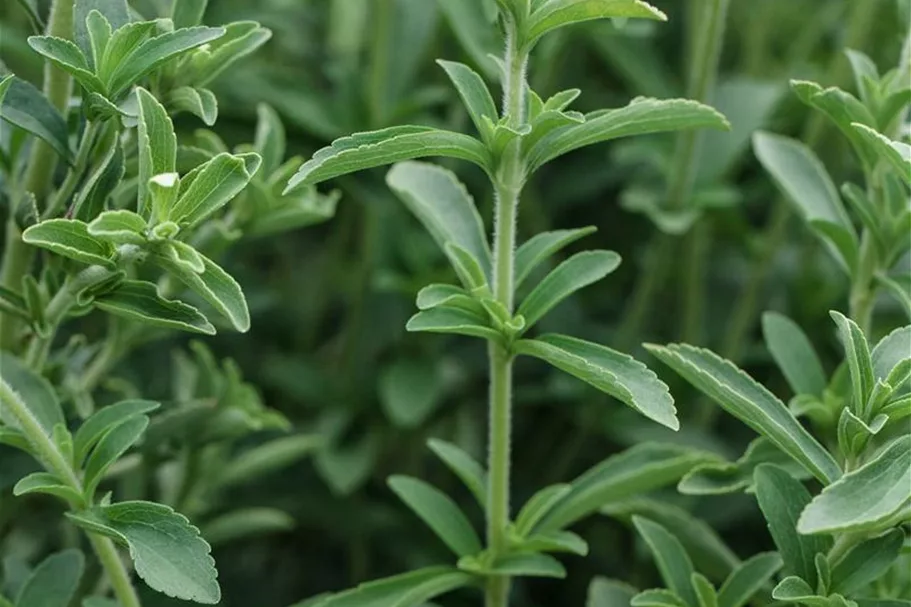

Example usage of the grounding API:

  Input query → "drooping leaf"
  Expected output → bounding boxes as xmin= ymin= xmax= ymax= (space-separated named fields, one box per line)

xmin=93 ymin=279 xmax=216 ymax=334
xmin=645 ymin=344 xmax=842 ymax=484
xmin=753 ymin=465 xmax=832 ymax=586
xmin=427 ymin=438 xmax=487 ymax=508
xmin=761 ymin=312 xmax=827 ymax=396
xmin=166 ymin=86 xmax=218 ymax=125
xmin=0 ymin=77 xmax=73 ymax=163
xmin=107 ymin=26 xmax=226 ymax=96
xmin=830 ymin=528 xmax=905 ymax=595
xmin=534 ymin=443 xmax=718 ymax=532
xmin=83 ymin=415 xmax=149 ymax=497
xmin=797 ymin=436 xmax=911 ymax=534
xmin=517 ymin=250 xmax=620 ymax=328
xmin=285 ymin=126 xmax=490 ymax=191
xmin=716 ymin=552 xmax=783 ymax=607
xmin=0 ymin=352 xmax=65 ymax=437
xmin=632 ymin=516 xmax=698 ymax=607
xmin=15 ymin=550 xmax=84 ymax=607
xmin=517 ymin=334 xmax=677 ymax=430
xmin=526 ymin=0 xmax=667 ymax=44
xmin=168 ymin=152 xmax=261 ymax=228
xmin=153 ymin=250 xmax=250 ymax=332
xmin=67 ymin=501 xmax=220 ymax=604
xmin=514 ymin=226 xmax=597 ymax=289
xmin=387 ymin=161 xmax=492 ymax=281
xmin=73 ymin=399 xmax=160 ymax=464
xmin=387 ymin=475 xmax=482 ymax=558
xmin=526 ymin=98 xmax=729 ymax=172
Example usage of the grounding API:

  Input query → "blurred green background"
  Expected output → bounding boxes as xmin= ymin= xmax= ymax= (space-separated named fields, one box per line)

xmin=1 ymin=0 xmax=908 ymax=605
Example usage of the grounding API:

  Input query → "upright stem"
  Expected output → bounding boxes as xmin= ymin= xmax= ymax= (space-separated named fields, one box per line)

xmin=486 ymin=19 xmax=527 ymax=607
xmin=0 ymin=380 xmax=141 ymax=607
xmin=0 ymin=0 xmax=75 ymax=350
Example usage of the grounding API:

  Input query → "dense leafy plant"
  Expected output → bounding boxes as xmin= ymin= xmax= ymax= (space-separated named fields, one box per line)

xmin=0 ymin=0 xmax=331 ymax=605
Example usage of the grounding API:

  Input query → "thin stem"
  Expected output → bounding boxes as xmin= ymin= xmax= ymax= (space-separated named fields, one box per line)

xmin=0 ymin=0 xmax=76 ymax=350
xmin=0 ymin=378 xmax=142 ymax=607
xmin=485 ymin=20 xmax=527 ymax=607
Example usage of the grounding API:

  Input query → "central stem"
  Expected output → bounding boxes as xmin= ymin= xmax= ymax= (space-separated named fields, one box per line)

xmin=486 ymin=19 xmax=527 ymax=607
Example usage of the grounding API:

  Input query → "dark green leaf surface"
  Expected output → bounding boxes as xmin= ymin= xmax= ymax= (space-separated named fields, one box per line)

xmin=0 ymin=77 xmax=73 ymax=162
xmin=15 ymin=550 xmax=84 ymax=607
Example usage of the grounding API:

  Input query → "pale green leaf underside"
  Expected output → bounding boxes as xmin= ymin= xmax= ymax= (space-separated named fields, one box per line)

xmin=517 ymin=334 xmax=677 ymax=429
xmin=646 ymin=343 xmax=842 ymax=484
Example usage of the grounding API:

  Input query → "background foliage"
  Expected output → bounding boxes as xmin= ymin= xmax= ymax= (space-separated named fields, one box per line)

xmin=0 ymin=0 xmax=908 ymax=606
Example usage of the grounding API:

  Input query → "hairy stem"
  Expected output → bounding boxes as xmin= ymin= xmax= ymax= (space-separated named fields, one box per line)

xmin=0 ymin=0 xmax=76 ymax=350
xmin=486 ymin=19 xmax=527 ymax=607
xmin=0 ymin=379 xmax=142 ymax=607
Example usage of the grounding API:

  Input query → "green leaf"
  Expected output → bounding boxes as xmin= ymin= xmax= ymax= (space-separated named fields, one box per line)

xmin=171 ymin=0 xmax=209 ymax=29
xmin=517 ymin=250 xmax=620 ymax=328
xmin=303 ymin=567 xmax=472 ymax=607
xmin=872 ymin=326 xmax=911 ymax=392
xmin=771 ymin=577 xmax=826 ymax=605
xmin=633 ymin=516 xmax=698 ymax=607
xmin=852 ymin=123 xmax=911 ymax=186
xmin=387 ymin=161 xmax=492 ymax=282
xmin=201 ymin=508 xmax=294 ymax=545
xmin=753 ymin=464 xmax=832 ymax=586
xmin=645 ymin=344 xmax=842 ymax=485
xmin=830 ymin=311 xmax=875 ymax=418
xmin=406 ymin=306 xmax=502 ymax=343
xmin=632 ymin=589 xmax=690 ymax=607
xmin=73 ymin=135 xmax=125 ymax=221
xmin=526 ymin=0 xmax=666 ymax=43
xmin=415 ymin=284 xmax=486 ymax=316
xmin=514 ymin=226 xmax=597 ymax=289
xmin=87 ymin=210 xmax=147 ymax=245
xmin=98 ymin=20 xmax=158 ymax=86
xmin=217 ymin=434 xmax=322 ymax=489
xmin=601 ymin=499 xmax=740 ymax=582
xmin=135 ymin=88 xmax=177 ymax=218
xmin=515 ymin=484 xmax=571 ymax=536
xmin=0 ymin=75 xmax=12 ymax=106
xmin=717 ymin=552 xmax=783 ymax=607
xmin=107 ymin=26 xmax=226 ymax=96
xmin=437 ymin=59 xmax=498 ymax=138
xmin=752 ymin=131 xmax=856 ymax=252
xmin=798 ymin=435 xmax=911 ymax=534
xmin=73 ymin=399 xmax=159 ymax=465
xmin=517 ymin=334 xmax=677 ymax=430
xmin=534 ymin=443 xmax=717 ymax=532
xmin=0 ymin=352 xmax=65 ymax=437
xmin=27 ymin=36 xmax=105 ymax=93
xmin=253 ymin=103 xmax=285 ymax=174
xmin=285 ymin=126 xmax=490 ymax=191
xmin=93 ymin=279 xmax=216 ymax=334
xmin=83 ymin=414 xmax=149 ymax=497
xmin=185 ymin=21 xmax=272 ymax=87
xmin=0 ymin=77 xmax=73 ymax=163
xmin=427 ymin=438 xmax=487 ymax=508
xmin=436 ymin=0 xmax=500 ymax=79
xmin=13 ymin=0 xmax=44 ymax=31
xmin=169 ymin=152 xmax=260 ymax=228
xmin=445 ymin=243 xmax=489 ymax=291
xmin=830 ymin=528 xmax=904 ymax=595
xmin=387 ymin=475 xmax=482 ymax=558
xmin=809 ymin=220 xmax=858 ymax=275
xmin=154 ymin=250 xmax=250 ymax=332
xmin=22 ymin=219 xmax=115 ymax=268
xmin=692 ymin=574 xmax=717 ymax=607
xmin=12 ymin=472 xmax=84 ymax=504
xmin=526 ymin=98 xmax=729 ymax=172
xmin=516 ymin=529 xmax=589 ymax=555
xmin=15 ymin=550 xmax=84 ymax=607
xmin=166 ymin=86 xmax=218 ymax=126
xmin=478 ymin=552 xmax=566 ymax=578
xmin=379 ymin=359 xmax=442 ymax=428
xmin=67 ymin=501 xmax=220 ymax=604
xmin=762 ymin=312 xmax=827 ymax=396
xmin=587 ymin=577 xmax=638 ymax=607
xmin=76 ymin=1 xmax=130 ymax=66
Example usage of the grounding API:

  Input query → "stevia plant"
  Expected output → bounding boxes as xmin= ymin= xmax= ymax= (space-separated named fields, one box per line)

xmin=646 ymin=38 xmax=911 ymax=607
xmin=0 ymin=0 xmax=333 ymax=605
xmin=285 ymin=1 xmax=730 ymax=605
